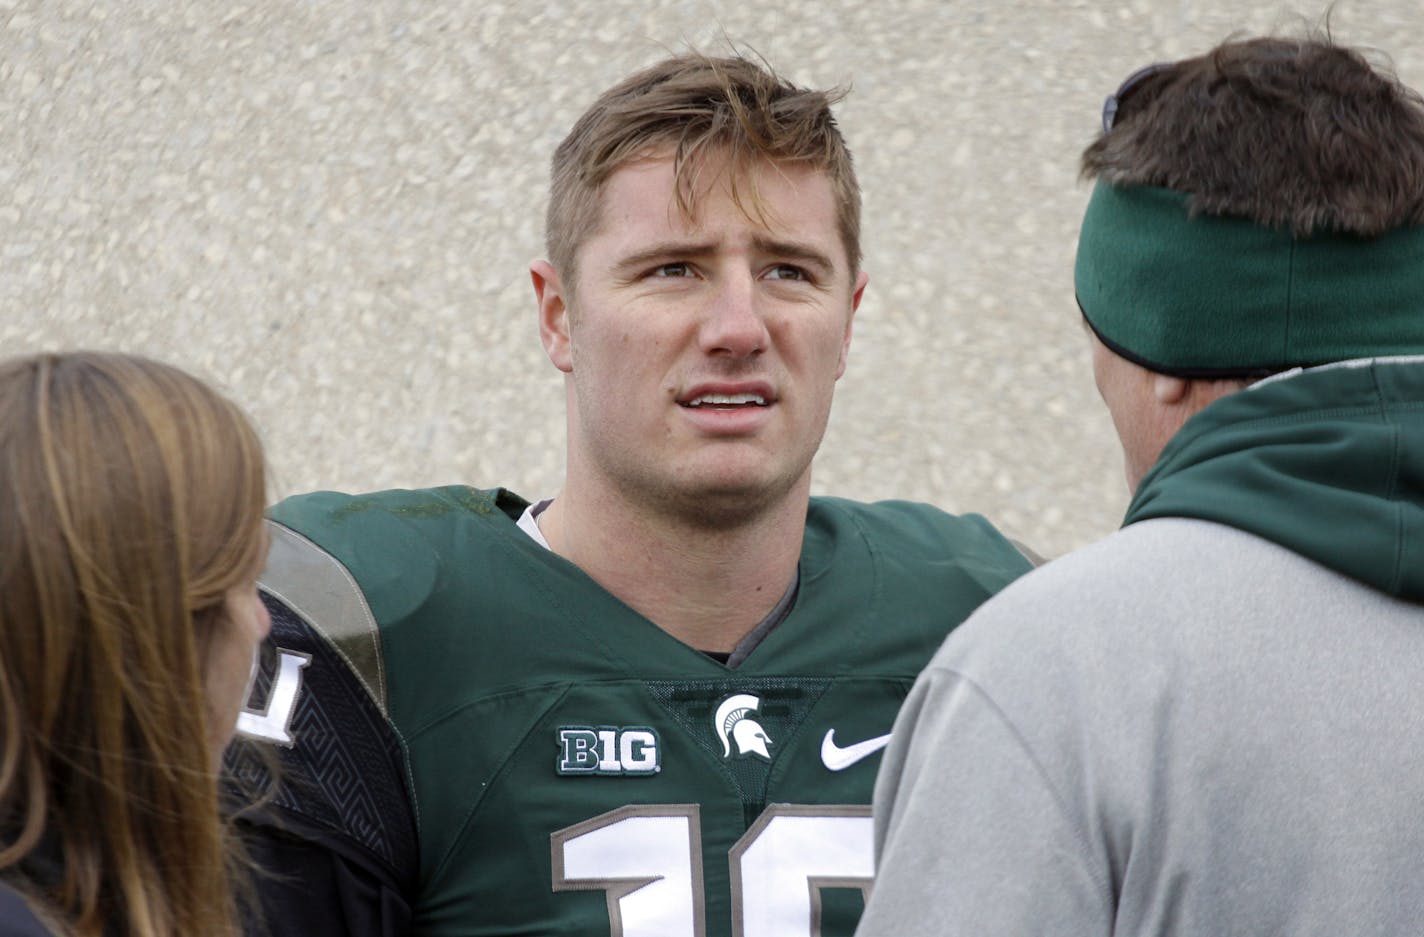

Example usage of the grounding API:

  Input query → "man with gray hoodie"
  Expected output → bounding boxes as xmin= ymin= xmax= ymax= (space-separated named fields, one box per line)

xmin=856 ymin=35 xmax=1424 ymax=937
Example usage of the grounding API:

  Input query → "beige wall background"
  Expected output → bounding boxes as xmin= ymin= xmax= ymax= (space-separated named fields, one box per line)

xmin=4 ymin=1 xmax=1421 ymax=557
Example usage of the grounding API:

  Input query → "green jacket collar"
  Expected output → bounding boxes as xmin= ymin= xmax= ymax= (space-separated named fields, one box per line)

xmin=1125 ymin=358 xmax=1424 ymax=602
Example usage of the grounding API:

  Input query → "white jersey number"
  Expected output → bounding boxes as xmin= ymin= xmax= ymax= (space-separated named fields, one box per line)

xmin=552 ymin=804 xmax=872 ymax=937
xmin=236 ymin=647 xmax=311 ymax=745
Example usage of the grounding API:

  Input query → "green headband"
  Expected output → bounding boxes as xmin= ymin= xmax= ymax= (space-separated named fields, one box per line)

xmin=1074 ymin=183 xmax=1424 ymax=376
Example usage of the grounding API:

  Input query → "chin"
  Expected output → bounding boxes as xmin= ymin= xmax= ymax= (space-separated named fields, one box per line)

xmin=663 ymin=470 xmax=807 ymax=528
xmin=678 ymin=494 xmax=773 ymax=530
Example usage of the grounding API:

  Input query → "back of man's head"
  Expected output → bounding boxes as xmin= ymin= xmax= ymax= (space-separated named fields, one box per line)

xmin=544 ymin=52 xmax=861 ymax=286
xmin=1075 ymin=36 xmax=1424 ymax=378
xmin=1085 ymin=37 xmax=1424 ymax=237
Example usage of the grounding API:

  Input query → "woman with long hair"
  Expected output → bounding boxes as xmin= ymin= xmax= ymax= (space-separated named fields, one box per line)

xmin=0 ymin=351 xmax=270 ymax=936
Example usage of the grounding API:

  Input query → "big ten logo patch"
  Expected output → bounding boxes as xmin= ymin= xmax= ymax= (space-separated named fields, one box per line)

xmin=556 ymin=726 xmax=661 ymax=776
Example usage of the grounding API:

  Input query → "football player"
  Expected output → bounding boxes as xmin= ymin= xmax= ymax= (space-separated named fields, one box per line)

xmin=228 ymin=53 xmax=1033 ymax=937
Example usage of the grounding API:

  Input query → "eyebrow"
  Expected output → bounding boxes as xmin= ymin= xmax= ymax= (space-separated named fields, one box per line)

xmin=612 ymin=241 xmax=719 ymax=277
xmin=611 ymin=237 xmax=839 ymax=279
xmin=751 ymin=235 xmax=836 ymax=277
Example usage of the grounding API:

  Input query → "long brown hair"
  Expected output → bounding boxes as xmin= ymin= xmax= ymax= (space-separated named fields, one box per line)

xmin=0 ymin=352 xmax=267 ymax=936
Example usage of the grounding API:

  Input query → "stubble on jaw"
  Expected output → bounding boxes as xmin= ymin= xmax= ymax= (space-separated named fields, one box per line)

xmin=647 ymin=476 xmax=799 ymax=531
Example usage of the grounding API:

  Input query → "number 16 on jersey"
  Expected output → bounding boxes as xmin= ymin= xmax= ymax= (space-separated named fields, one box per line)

xmin=553 ymin=803 xmax=873 ymax=937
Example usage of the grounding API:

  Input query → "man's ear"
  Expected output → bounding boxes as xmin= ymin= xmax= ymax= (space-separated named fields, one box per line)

xmin=1152 ymin=372 xmax=1189 ymax=405
xmin=531 ymin=260 xmax=573 ymax=373
xmin=836 ymin=270 xmax=869 ymax=379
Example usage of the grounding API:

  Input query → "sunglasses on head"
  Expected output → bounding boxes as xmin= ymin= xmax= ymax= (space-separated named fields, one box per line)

xmin=1101 ymin=62 xmax=1172 ymax=133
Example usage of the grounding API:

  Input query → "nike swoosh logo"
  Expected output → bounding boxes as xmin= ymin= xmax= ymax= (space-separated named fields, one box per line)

xmin=820 ymin=729 xmax=892 ymax=771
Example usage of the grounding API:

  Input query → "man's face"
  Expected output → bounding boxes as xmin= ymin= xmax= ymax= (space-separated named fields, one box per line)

xmin=534 ymin=151 xmax=867 ymax=526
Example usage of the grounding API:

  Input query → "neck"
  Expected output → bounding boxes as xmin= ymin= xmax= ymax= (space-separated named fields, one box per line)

xmin=538 ymin=479 xmax=807 ymax=653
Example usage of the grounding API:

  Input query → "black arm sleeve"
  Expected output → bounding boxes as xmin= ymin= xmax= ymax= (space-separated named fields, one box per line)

xmin=225 ymin=596 xmax=419 ymax=937
xmin=236 ymin=815 xmax=413 ymax=937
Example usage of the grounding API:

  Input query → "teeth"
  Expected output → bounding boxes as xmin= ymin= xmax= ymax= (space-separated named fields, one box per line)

xmin=687 ymin=393 xmax=767 ymax=407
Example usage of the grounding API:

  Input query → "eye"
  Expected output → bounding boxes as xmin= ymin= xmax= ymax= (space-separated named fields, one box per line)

xmin=650 ymin=262 xmax=692 ymax=278
xmin=765 ymin=264 xmax=808 ymax=282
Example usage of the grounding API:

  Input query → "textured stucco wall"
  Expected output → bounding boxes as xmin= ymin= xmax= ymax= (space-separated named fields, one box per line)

xmin=4 ymin=1 xmax=1421 ymax=557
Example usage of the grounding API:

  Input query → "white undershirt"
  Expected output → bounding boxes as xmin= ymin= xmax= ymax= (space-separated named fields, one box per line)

xmin=516 ymin=497 xmax=554 ymax=550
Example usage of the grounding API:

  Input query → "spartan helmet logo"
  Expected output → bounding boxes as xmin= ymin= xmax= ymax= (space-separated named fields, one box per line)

xmin=713 ymin=693 xmax=773 ymax=762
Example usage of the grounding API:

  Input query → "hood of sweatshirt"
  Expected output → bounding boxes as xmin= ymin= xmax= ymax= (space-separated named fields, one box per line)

xmin=1125 ymin=357 xmax=1424 ymax=602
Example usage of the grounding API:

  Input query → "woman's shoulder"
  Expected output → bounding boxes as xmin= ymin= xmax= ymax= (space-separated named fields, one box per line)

xmin=0 ymin=882 xmax=55 ymax=936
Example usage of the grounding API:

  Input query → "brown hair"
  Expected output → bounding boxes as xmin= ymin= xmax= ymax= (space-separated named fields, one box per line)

xmin=545 ymin=52 xmax=861 ymax=285
xmin=1083 ymin=36 xmax=1424 ymax=236
xmin=0 ymin=352 xmax=267 ymax=937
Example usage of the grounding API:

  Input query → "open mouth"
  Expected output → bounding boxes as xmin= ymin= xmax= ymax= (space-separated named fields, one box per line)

xmin=680 ymin=393 xmax=769 ymax=409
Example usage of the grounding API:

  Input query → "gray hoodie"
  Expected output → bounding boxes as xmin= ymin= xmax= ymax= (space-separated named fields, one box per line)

xmin=857 ymin=359 xmax=1424 ymax=936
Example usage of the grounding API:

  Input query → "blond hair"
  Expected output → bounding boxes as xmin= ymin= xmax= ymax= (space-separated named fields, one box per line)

xmin=545 ymin=52 xmax=861 ymax=286
xmin=0 ymin=352 xmax=267 ymax=937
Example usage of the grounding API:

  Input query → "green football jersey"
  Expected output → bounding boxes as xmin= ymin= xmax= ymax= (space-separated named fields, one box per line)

xmin=237 ymin=486 xmax=1030 ymax=937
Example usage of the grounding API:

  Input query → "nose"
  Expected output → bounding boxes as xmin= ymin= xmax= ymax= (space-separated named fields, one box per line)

xmin=699 ymin=272 xmax=768 ymax=359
